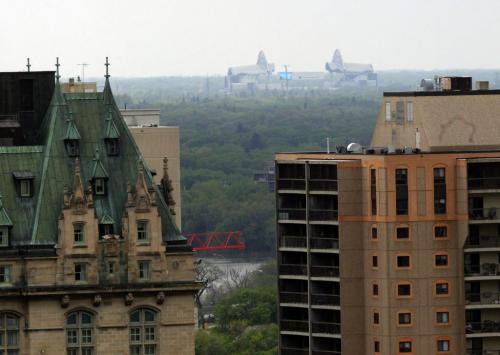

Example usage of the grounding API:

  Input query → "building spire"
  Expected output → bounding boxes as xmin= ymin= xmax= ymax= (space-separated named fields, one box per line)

xmin=55 ymin=57 xmax=61 ymax=81
xmin=105 ymin=57 xmax=110 ymax=79
xmin=26 ymin=58 xmax=31 ymax=72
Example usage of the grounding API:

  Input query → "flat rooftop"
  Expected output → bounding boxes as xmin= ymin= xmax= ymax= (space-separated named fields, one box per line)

xmin=384 ymin=89 xmax=500 ymax=97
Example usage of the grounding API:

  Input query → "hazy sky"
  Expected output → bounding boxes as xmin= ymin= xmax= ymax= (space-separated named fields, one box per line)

xmin=1 ymin=0 xmax=499 ymax=77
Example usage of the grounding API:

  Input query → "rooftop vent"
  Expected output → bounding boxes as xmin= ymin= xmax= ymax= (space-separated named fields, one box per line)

xmin=441 ymin=76 xmax=472 ymax=91
xmin=476 ymin=81 xmax=490 ymax=90
xmin=346 ymin=142 xmax=362 ymax=153
xmin=420 ymin=79 xmax=434 ymax=91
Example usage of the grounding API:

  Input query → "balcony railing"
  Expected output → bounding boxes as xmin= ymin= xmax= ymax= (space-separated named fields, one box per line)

xmin=281 ymin=348 xmax=309 ymax=355
xmin=278 ymin=209 xmax=306 ymax=220
xmin=312 ymin=351 xmax=341 ymax=355
xmin=277 ymin=179 xmax=306 ymax=190
xmin=311 ymin=293 xmax=340 ymax=306
xmin=280 ymin=292 xmax=308 ymax=304
xmin=468 ymin=177 xmax=500 ymax=190
xmin=465 ymin=263 xmax=500 ymax=276
xmin=311 ymin=322 xmax=341 ymax=334
xmin=309 ymin=209 xmax=338 ymax=221
xmin=280 ymin=264 xmax=308 ymax=276
xmin=310 ymin=266 xmax=339 ymax=278
xmin=280 ymin=236 xmax=307 ymax=249
xmin=467 ymin=321 xmax=500 ymax=334
xmin=466 ymin=236 xmax=500 ymax=248
xmin=469 ymin=208 xmax=500 ymax=221
xmin=466 ymin=351 xmax=500 ymax=355
xmin=466 ymin=292 xmax=500 ymax=305
xmin=281 ymin=319 xmax=309 ymax=332
xmin=309 ymin=179 xmax=338 ymax=191
xmin=310 ymin=238 xmax=339 ymax=249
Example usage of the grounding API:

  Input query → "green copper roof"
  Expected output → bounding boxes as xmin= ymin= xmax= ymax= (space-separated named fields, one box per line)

xmin=64 ymin=119 xmax=81 ymax=140
xmin=0 ymin=73 xmax=183 ymax=245
xmin=105 ymin=111 xmax=120 ymax=139
xmin=99 ymin=213 xmax=115 ymax=225
xmin=0 ymin=194 xmax=13 ymax=227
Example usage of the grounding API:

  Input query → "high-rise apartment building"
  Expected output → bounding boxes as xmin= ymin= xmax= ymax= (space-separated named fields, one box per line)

xmin=276 ymin=77 xmax=500 ymax=355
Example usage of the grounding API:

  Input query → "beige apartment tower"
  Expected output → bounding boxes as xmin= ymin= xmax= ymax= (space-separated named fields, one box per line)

xmin=277 ymin=77 xmax=500 ymax=355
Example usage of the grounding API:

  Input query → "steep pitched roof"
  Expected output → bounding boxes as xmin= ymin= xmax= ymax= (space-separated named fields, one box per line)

xmin=91 ymin=150 xmax=109 ymax=179
xmin=0 ymin=194 xmax=13 ymax=226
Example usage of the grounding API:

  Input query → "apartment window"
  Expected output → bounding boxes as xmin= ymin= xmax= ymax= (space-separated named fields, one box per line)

xmin=66 ymin=311 xmax=94 ymax=355
xmin=406 ymin=102 xmax=414 ymax=121
xmin=396 ymin=227 xmax=409 ymax=240
xmin=436 ymin=311 xmax=450 ymax=324
xmin=371 ymin=168 xmax=377 ymax=215
xmin=396 ymin=101 xmax=405 ymax=124
xmin=398 ymin=312 xmax=412 ymax=326
xmin=94 ymin=178 xmax=106 ymax=196
xmin=73 ymin=223 xmax=84 ymax=244
xmin=396 ymin=169 xmax=408 ymax=215
xmin=437 ymin=339 xmax=450 ymax=352
xmin=436 ymin=281 xmax=450 ymax=296
xmin=0 ymin=313 xmax=19 ymax=354
xmin=137 ymin=221 xmax=148 ymax=242
xmin=373 ymin=283 xmax=379 ymax=296
xmin=397 ymin=283 xmax=412 ymax=297
xmin=373 ymin=312 xmax=380 ymax=325
xmin=99 ymin=223 xmax=114 ymax=238
xmin=435 ymin=226 xmax=448 ymax=239
xmin=0 ymin=266 xmax=11 ymax=283
xmin=399 ymin=340 xmax=412 ymax=353
xmin=385 ymin=102 xmax=391 ymax=121
xmin=130 ymin=308 xmax=157 ymax=355
xmin=0 ymin=227 xmax=9 ymax=247
xmin=20 ymin=180 xmax=31 ymax=197
xmin=397 ymin=255 xmax=410 ymax=268
xmin=434 ymin=168 xmax=446 ymax=214
xmin=372 ymin=255 xmax=379 ymax=268
xmin=374 ymin=340 xmax=380 ymax=353
xmin=138 ymin=261 xmax=151 ymax=281
xmin=435 ymin=254 xmax=449 ymax=267
xmin=371 ymin=227 xmax=378 ymax=240
xmin=74 ymin=263 xmax=87 ymax=282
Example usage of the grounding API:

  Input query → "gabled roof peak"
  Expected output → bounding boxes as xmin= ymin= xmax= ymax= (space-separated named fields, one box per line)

xmin=105 ymin=109 xmax=120 ymax=139
xmin=91 ymin=148 xmax=109 ymax=179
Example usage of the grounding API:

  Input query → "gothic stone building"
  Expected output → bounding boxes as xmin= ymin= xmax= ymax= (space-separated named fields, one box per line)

xmin=0 ymin=65 xmax=198 ymax=354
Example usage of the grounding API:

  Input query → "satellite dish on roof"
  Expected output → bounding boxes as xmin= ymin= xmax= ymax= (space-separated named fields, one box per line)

xmin=347 ymin=142 xmax=362 ymax=153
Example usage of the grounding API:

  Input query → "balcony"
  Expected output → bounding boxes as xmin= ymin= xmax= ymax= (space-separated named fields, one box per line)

xmin=309 ymin=209 xmax=338 ymax=222
xmin=312 ymin=351 xmax=341 ymax=355
xmin=278 ymin=209 xmax=306 ymax=221
xmin=280 ymin=264 xmax=308 ymax=276
xmin=469 ymin=208 xmax=500 ymax=223
xmin=466 ymin=351 xmax=500 ymax=355
xmin=311 ymin=293 xmax=340 ymax=306
xmin=281 ymin=348 xmax=309 ymax=355
xmin=280 ymin=236 xmax=307 ymax=249
xmin=467 ymin=321 xmax=500 ymax=335
xmin=310 ymin=238 xmax=339 ymax=250
xmin=467 ymin=293 xmax=500 ymax=306
xmin=309 ymin=179 xmax=338 ymax=192
xmin=311 ymin=322 xmax=341 ymax=335
xmin=281 ymin=319 xmax=309 ymax=333
xmin=465 ymin=264 xmax=500 ymax=278
xmin=277 ymin=179 xmax=306 ymax=191
xmin=280 ymin=292 xmax=308 ymax=304
xmin=310 ymin=266 xmax=339 ymax=278
xmin=466 ymin=236 xmax=500 ymax=250
xmin=469 ymin=177 xmax=500 ymax=191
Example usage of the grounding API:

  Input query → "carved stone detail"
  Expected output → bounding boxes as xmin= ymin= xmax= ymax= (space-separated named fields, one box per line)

xmin=156 ymin=291 xmax=165 ymax=305
xmin=125 ymin=292 xmax=134 ymax=306
xmin=93 ymin=294 xmax=102 ymax=307
xmin=61 ymin=294 xmax=70 ymax=308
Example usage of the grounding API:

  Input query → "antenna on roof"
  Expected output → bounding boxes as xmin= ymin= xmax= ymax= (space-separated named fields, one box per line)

xmin=26 ymin=58 xmax=31 ymax=72
xmin=77 ymin=63 xmax=90 ymax=87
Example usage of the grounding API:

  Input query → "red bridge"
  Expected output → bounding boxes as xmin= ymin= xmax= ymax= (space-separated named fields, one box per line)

xmin=185 ymin=231 xmax=245 ymax=251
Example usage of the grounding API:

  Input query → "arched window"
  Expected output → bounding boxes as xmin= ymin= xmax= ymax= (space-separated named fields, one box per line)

xmin=66 ymin=311 xmax=94 ymax=355
xmin=0 ymin=312 xmax=20 ymax=354
xmin=130 ymin=308 xmax=157 ymax=355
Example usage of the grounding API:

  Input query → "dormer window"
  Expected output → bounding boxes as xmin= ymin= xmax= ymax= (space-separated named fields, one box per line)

xmin=0 ymin=227 xmax=8 ymax=247
xmin=94 ymin=178 xmax=106 ymax=195
xmin=65 ymin=139 xmax=80 ymax=157
xmin=105 ymin=138 xmax=120 ymax=156
xmin=98 ymin=224 xmax=114 ymax=238
xmin=12 ymin=172 xmax=34 ymax=198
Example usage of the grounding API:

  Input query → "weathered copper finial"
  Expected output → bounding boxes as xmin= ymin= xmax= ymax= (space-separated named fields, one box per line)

xmin=105 ymin=57 xmax=110 ymax=79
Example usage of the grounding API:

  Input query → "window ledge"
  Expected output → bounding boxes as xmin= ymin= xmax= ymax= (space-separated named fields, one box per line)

xmin=73 ymin=244 xmax=87 ymax=248
xmin=137 ymin=242 xmax=151 ymax=246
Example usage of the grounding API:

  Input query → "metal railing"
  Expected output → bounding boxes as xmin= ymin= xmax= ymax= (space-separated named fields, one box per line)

xmin=280 ymin=292 xmax=308 ymax=304
xmin=277 ymin=179 xmax=306 ymax=190
xmin=280 ymin=236 xmax=307 ymax=248
xmin=310 ymin=238 xmax=339 ymax=249
xmin=468 ymin=177 xmax=500 ymax=190
xmin=281 ymin=348 xmax=309 ymax=355
xmin=465 ymin=236 xmax=500 ymax=248
xmin=467 ymin=321 xmax=500 ymax=334
xmin=280 ymin=264 xmax=308 ymax=276
xmin=309 ymin=209 xmax=338 ymax=221
xmin=310 ymin=266 xmax=339 ymax=278
xmin=281 ymin=319 xmax=309 ymax=332
xmin=309 ymin=179 xmax=338 ymax=191
xmin=311 ymin=293 xmax=340 ymax=306
xmin=465 ymin=263 xmax=500 ymax=276
xmin=311 ymin=322 xmax=341 ymax=334
xmin=278 ymin=209 xmax=307 ymax=221
xmin=466 ymin=292 xmax=500 ymax=305
xmin=312 ymin=351 xmax=341 ymax=355
xmin=469 ymin=208 xmax=500 ymax=220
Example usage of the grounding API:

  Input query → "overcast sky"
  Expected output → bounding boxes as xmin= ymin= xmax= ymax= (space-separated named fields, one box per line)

xmin=1 ymin=0 xmax=499 ymax=77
